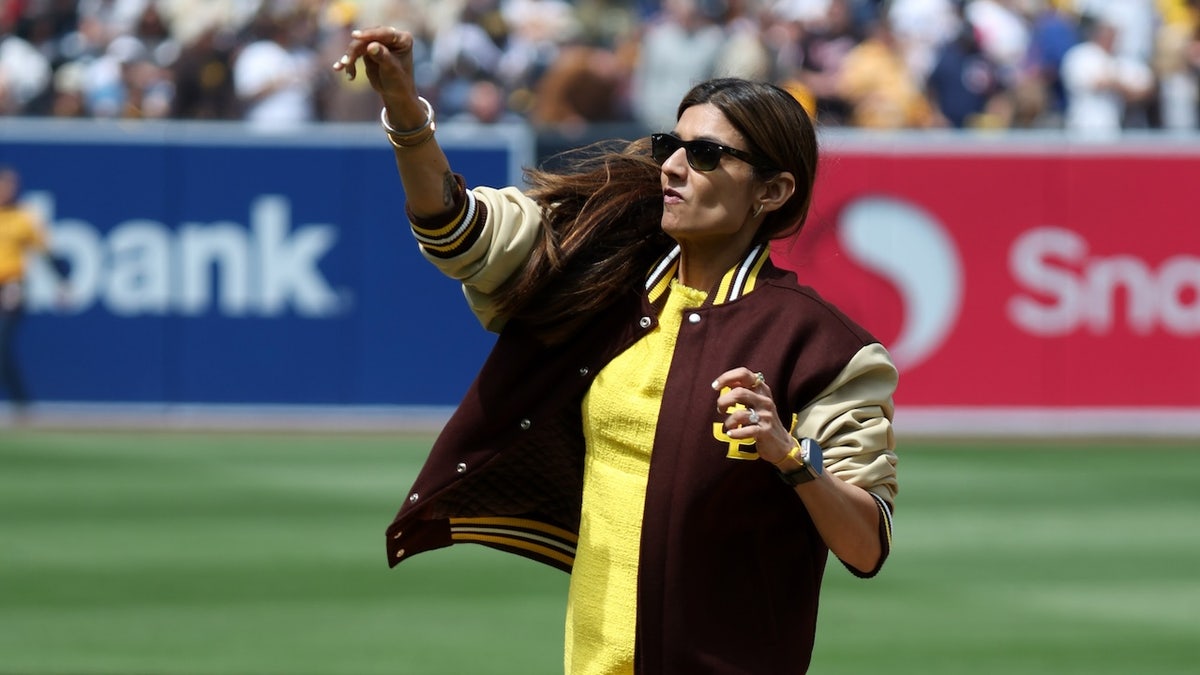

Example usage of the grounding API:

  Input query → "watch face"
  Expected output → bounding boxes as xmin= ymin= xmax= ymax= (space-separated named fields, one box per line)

xmin=801 ymin=438 xmax=823 ymax=477
xmin=777 ymin=438 xmax=825 ymax=486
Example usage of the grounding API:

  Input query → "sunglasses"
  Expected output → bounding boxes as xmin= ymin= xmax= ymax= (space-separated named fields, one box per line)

xmin=650 ymin=132 xmax=771 ymax=172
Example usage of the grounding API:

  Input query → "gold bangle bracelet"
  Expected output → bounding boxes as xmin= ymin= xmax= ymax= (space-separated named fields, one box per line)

xmin=387 ymin=126 xmax=436 ymax=150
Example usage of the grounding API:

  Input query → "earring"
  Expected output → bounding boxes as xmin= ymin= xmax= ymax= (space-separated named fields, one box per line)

xmin=753 ymin=203 xmax=764 ymax=218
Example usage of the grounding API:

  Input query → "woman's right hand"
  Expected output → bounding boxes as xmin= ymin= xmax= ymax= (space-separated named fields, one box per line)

xmin=332 ymin=27 xmax=426 ymax=129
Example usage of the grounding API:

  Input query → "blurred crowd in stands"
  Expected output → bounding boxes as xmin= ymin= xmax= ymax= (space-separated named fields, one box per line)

xmin=1 ymin=0 xmax=1198 ymax=135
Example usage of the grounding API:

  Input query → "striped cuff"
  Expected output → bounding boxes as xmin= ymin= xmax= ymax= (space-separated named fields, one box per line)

xmin=407 ymin=174 xmax=488 ymax=259
xmin=840 ymin=491 xmax=893 ymax=579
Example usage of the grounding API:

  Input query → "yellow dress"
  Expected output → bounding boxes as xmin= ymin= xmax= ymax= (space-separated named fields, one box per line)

xmin=0 ymin=206 xmax=45 ymax=284
xmin=565 ymin=280 xmax=707 ymax=675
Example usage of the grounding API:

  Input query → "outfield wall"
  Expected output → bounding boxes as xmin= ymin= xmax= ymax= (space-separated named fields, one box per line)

xmin=3 ymin=120 xmax=1198 ymax=435
xmin=3 ymin=119 xmax=527 ymax=412
xmin=783 ymin=133 xmax=1200 ymax=436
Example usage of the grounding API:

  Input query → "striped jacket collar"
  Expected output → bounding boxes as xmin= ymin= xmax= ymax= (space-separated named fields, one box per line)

xmin=645 ymin=243 xmax=773 ymax=308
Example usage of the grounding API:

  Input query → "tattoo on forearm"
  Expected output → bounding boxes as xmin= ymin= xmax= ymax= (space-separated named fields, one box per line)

xmin=442 ymin=171 xmax=455 ymax=208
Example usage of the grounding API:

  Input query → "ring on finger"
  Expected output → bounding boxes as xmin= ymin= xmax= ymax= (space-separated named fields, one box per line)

xmin=752 ymin=371 xmax=765 ymax=389
xmin=747 ymin=408 xmax=760 ymax=425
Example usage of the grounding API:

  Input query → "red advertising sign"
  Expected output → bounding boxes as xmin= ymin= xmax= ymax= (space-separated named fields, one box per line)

xmin=774 ymin=138 xmax=1200 ymax=432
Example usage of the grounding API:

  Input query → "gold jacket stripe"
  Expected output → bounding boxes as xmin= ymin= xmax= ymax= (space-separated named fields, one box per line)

xmin=645 ymin=243 xmax=770 ymax=306
xmin=411 ymin=190 xmax=481 ymax=257
xmin=449 ymin=516 xmax=579 ymax=567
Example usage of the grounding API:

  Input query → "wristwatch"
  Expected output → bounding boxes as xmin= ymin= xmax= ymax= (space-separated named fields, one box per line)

xmin=777 ymin=437 xmax=824 ymax=486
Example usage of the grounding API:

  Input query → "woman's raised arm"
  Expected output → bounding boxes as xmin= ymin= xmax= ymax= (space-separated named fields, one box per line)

xmin=333 ymin=27 xmax=456 ymax=218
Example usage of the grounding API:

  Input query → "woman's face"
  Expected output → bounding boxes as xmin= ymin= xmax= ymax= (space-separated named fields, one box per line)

xmin=0 ymin=172 xmax=16 ymax=206
xmin=658 ymin=103 xmax=762 ymax=249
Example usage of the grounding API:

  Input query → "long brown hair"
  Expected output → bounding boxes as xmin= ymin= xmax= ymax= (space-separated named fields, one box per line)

xmin=492 ymin=138 xmax=671 ymax=343
xmin=495 ymin=78 xmax=819 ymax=343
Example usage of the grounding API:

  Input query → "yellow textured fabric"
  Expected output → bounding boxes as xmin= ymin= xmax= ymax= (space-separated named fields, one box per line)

xmin=565 ymin=281 xmax=707 ymax=675
xmin=0 ymin=207 xmax=44 ymax=284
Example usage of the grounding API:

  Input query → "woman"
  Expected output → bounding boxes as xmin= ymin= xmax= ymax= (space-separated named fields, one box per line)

xmin=0 ymin=166 xmax=51 ymax=411
xmin=335 ymin=27 xmax=898 ymax=674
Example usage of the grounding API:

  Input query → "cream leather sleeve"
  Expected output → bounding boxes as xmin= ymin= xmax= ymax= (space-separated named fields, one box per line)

xmin=792 ymin=343 xmax=899 ymax=506
xmin=417 ymin=186 xmax=544 ymax=332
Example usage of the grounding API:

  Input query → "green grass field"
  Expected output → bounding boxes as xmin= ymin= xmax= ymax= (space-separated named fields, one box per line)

xmin=1 ymin=430 xmax=1197 ymax=674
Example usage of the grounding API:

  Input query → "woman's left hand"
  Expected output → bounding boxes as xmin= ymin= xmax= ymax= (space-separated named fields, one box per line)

xmin=712 ymin=367 xmax=796 ymax=465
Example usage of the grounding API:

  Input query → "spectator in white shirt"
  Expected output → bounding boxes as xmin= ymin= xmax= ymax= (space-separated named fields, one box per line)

xmin=1061 ymin=15 xmax=1154 ymax=136
xmin=233 ymin=8 xmax=319 ymax=129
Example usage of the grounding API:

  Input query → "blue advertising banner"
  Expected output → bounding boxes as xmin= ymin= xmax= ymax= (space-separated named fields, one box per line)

xmin=0 ymin=119 xmax=533 ymax=408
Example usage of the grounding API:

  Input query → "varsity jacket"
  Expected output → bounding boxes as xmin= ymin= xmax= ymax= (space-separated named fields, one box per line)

xmin=388 ymin=182 xmax=899 ymax=674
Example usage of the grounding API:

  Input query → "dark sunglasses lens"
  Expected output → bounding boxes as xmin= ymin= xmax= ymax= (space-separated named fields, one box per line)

xmin=687 ymin=141 xmax=722 ymax=171
xmin=651 ymin=134 xmax=724 ymax=171
xmin=651 ymin=134 xmax=679 ymax=165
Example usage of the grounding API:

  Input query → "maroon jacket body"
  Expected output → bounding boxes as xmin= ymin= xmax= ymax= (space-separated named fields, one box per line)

xmin=386 ymin=240 xmax=897 ymax=673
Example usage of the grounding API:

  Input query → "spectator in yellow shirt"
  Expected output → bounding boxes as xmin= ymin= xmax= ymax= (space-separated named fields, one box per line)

xmin=838 ymin=16 xmax=937 ymax=128
xmin=0 ymin=166 xmax=50 ymax=411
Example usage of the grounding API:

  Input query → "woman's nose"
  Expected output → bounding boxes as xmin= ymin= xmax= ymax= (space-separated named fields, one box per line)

xmin=661 ymin=146 xmax=688 ymax=175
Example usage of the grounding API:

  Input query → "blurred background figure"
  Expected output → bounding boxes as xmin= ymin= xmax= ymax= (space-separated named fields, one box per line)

xmin=631 ymin=0 xmax=727 ymax=131
xmin=785 ymin=0 xmax=868 ymax=126
xmin=1153 ymin=0 xmax=1200 ymax=130
xmin=455 ymin=77 xmax=526 ymax=123
xmin=889 ymin=0 xmax=960 ymax=92
xmin=838 ymin=13 xmax=938 ymax=128
xmin=963 ymin=0 xmax=1029 ymax=88
xmin=497 ymin=0 xmax=578 ymax=97
xmin=0 ymin=10 xmax=53 ymax=115
xmin=233 ymin=4 xmax=320 ymax=130
xmin=712 ymin=0 xmax=776 ymax=83
xmin=925 ymin=1 xmax=1007 ymax=127
xmin=531 ymin=43 xmax=629 ymax=127
xmin=0 ymin=167 xmax=62 ymax=417
xmin=1018 ymin=0 xmax=1082 ymax=128
xmin=427 ymin=0 xmax=507 ymax=118
xmin=84 ymin=33 xmax=174 ymax=118
xmin=0 ymin=0 xmax=1195 ymax=132
xmin=1061 ymin=13 xmax=1155 ymax=136
xmin=167 ymin=4 xmax=240 ymax=120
